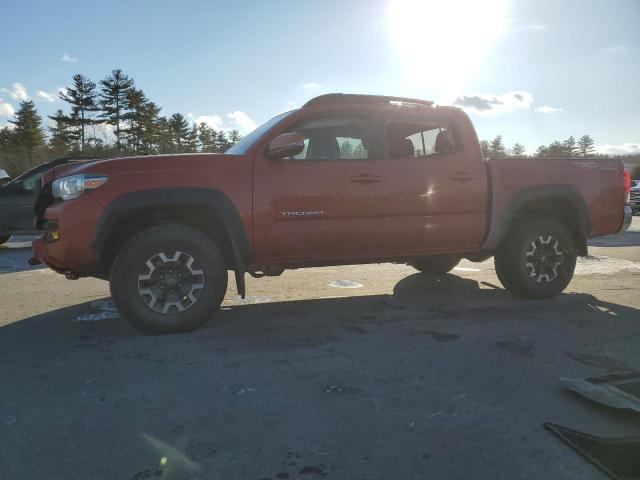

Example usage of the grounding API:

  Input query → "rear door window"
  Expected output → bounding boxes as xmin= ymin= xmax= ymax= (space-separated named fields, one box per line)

xmin=387 ymin=121 xmax=457 ymax=158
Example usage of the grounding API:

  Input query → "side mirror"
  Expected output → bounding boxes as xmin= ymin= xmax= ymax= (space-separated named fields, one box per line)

xmin=267 ymin=133 xmax=305 ymax=159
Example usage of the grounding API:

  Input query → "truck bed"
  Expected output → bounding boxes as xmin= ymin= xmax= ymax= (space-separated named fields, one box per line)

xmin=482 ymin=157 xmax=626 ymax=251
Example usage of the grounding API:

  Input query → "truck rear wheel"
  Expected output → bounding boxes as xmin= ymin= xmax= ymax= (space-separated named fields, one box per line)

xmin=110 ymin=224 xmax=228 ymax=334
xmin=494 ymin=217 xmax=576 ymax=299
xmin=410 ymin=255 xmax=460 ymax=274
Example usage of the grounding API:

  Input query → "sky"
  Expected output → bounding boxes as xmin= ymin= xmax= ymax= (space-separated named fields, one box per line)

xmin=1 ymin=0 xmax=639 ymax=155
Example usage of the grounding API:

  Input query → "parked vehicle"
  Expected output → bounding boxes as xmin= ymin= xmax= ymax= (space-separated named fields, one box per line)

xmin=630 ymin=179 xmax=640 ymax=215
xmin=0 ymin=169 xmax=11 ymax=188
xmin=0 ymin=158 xmax=86 ymax=245
xmin=31 ymin=94 xmax=632 ymax=333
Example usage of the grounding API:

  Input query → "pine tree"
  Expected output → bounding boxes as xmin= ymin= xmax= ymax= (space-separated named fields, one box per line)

xmin=48 ymin=109 xmax=78 ymax=153
xmin=156 ymin=117 xmax=174 ymax=154
xmin=169 ymin=113 xmax=191 ymax=152
xmin=197 ymin=123 xmax=216 ymax=152
xmin=123 ymin=88 xmax=148 ymax=153
xmin=562 ymin=136 xmax=577 ymax=158
xmin=138 ymin=102 xmax=162 ymax=154
xmin=187 ymin=124 xmax=198 ymax=152
xmin=99 ymin=69 xmax=134 ymax=149
xmin=577 ymin=135 xmax=595 ymax=157
xmin=536 ymin=145 xmax=548 ymax=157
xmin=545 ymin=141 xmax=565 ymax=157
xmin=228 ymin=130 xmax=241 ymax=145
xmin=490 ymin=135 xmax=506 ymax=158
xmin=512 ymin=143 xmax=526 ymax=157
xmin=8 ymin=101 xmax=46 ymax=149
xmin=215 ymin=130 xmax=230 ymax=153
xmin=58 ymin=74 xmax=99 ymax=153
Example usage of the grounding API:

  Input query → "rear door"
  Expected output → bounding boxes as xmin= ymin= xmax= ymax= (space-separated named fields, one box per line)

xmin=252 ymin=111 xmax=385 ymax=263
xmin=380 ymin=111 xmax=488 ymax=254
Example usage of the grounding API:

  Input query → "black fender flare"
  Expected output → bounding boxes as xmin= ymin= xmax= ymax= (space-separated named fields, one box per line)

xmin=93 ymin=188 xmax=252 ymax=295
xmin=481 ymin=185 xmax=590 ymax=253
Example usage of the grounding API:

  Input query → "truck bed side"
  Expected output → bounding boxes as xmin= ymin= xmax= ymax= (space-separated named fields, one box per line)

xmin=482 ymin=157 xmax=626 ymax=251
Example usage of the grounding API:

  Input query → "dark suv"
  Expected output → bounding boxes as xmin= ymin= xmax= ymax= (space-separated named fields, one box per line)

xmin=0 ymin=157 xmax=84 ymax=244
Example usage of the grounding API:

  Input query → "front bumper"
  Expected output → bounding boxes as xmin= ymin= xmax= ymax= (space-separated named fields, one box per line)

xmin=618 ymin=206 xmax=632 ymax=233
xmin=31 ymin=195 xmax=104 ymax=274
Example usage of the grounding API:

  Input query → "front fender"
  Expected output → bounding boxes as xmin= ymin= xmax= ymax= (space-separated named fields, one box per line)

xmin=93 ymin=187 xmax=252 ymax=267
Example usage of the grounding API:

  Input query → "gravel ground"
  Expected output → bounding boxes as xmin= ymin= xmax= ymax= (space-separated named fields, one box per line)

xmin=0 ymin=218 xmax=639 ymax=479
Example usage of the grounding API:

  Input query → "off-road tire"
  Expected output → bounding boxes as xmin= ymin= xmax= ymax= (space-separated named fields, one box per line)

xmin=410 ymin=255 xmax=460 ymax=274
xmin=0 ymin=235 xmax=10 ymax=245
xmin=110 ymin=224 xmax=228 ymax=334
xmin=494 ymin=217 xmax=576 ymax=299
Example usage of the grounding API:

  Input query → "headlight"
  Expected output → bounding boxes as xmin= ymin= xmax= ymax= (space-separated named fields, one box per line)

xmin=52 ymin=174 xmax=109 ymax=200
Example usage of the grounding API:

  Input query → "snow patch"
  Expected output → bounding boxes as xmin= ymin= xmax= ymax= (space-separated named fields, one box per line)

xmin=75 ymin=298 xmax=119 ymax=322
xmin=575 ymin=256 xmax=640 ymax=275
xmin=329 ymin=279 xmax=363 ymax=289
xmin=454 ymin=266 xmax=482 ymax=272
xmin=228 ymin=295 xmax=272 ymax=305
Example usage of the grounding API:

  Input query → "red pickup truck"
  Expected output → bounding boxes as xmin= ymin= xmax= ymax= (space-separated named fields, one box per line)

xmin=31 ymin=94 xmax=632 ymax=333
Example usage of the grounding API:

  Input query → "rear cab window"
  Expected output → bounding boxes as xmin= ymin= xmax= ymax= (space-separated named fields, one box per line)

xmin=387 ymin=118 xmax=458 ymax=158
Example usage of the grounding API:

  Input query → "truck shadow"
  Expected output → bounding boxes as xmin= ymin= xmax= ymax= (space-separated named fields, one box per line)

xmin=1 ymin=273 xmax=637 ymax=350
xmin=588 ymin=228 xmax=640 ymax=247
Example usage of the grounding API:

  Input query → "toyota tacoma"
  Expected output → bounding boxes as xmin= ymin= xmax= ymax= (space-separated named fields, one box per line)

xmin=31 ymin=94 xmax=633 ymax=333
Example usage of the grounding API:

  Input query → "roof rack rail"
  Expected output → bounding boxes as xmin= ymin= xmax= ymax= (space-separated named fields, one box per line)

xmin=303 ymin=93 xmax=434 ymax=108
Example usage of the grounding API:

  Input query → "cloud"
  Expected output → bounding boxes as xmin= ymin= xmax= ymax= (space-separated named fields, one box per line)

xmin=595 ymin=143 xmax=640 ymax=155
xmin=508 ymin=18 xmax=547 ymax=31
xmin=37 ymin=90 xmax=56 ymax=102
xmin=194 ymin=114 xmax=224 ymax=130
xmin=602 ymin=45 xmax=624 ymax=52
xmin=1 ymin=82 xmax=29 ymax=101
xmin=0 ymin=98 xmax=15 ymax=117
xmin=61 ymin=53 xmax=78 ymax=63
xmin=302 ymin=82 xmax=322 ymax=90
xmin=453 ymin=91 xmax=533 ymax=114
xmin=534 ymin=105 xmax=562 ymax=114
xmin=188 ymin=110 xmax=258 ymax=135
xmin=226 ymin=110 xmax=257 ymax=134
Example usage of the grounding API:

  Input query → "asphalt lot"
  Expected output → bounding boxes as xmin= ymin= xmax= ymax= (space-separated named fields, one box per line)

xmin=1 ymin=219 xmax=639 ymax=479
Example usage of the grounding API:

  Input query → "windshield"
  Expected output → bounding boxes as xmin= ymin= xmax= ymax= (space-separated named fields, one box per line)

xmin=225 ymin=111 xmax=294 ymax=155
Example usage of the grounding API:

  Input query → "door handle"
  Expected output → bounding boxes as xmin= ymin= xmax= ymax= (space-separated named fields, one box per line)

xmin=350 ymin=174 xmax=380 ymax=185
xmin=449 ymin=172 xmax=476 ymax=183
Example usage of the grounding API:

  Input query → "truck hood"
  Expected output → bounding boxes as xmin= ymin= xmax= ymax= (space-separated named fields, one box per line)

xmin=49 ymin=153 xmax=243 ymax=179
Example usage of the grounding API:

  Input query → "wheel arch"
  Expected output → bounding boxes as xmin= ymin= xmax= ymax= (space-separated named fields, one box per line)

xmin=483 ymin=185 xmax=590 ymax=256
xmin=93 ymin=188 xmax=252 ymax=279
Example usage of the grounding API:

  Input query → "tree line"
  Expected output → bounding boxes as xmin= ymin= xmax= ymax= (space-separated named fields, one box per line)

xmin=0 ymin=69 xmax=242 ymax=176
xmin=479 ymin=134 xmax=599 ymax=158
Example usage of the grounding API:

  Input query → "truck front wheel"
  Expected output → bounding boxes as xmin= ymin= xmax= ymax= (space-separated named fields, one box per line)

xmin=494 ymin=217 xmax=576 ymax=299
xmin=110 ymin=224 xmax=228 ymax=334
xmin=410 ymin=255 xmax=460 ymax=274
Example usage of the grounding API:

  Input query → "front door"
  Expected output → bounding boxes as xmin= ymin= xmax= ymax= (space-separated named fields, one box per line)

xmin=252 ymin=112 xmax=385 ymax=264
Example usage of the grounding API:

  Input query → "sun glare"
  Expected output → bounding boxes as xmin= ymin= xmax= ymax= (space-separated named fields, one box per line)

xmin=388 ymin=0 xmax=510 ymax=93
